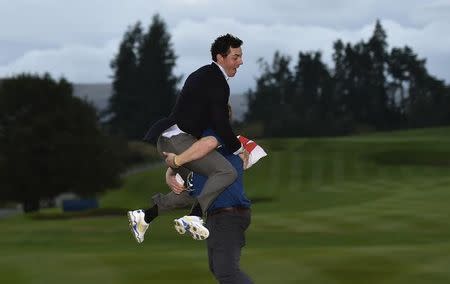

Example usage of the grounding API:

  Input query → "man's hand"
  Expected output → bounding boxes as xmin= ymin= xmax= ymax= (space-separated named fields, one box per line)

xmin=163 ymin=152 xmax=179 ymax=168
xmin=239 ymin=149 xmax=249 ymax=169
xmin=165 ymin=168 xmax=186 ymax=194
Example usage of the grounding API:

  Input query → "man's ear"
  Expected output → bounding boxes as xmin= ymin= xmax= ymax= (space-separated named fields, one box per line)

xmin=216 ymin=53 xmax=225 ymax=64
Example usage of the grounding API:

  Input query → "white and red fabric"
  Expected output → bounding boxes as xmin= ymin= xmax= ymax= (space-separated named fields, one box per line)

xmin=237 ymin=135 xmax=267 ymax=169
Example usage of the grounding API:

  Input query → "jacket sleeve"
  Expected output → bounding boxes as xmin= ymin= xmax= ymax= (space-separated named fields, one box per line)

xmin=208 ymin=87 xmax=242 ymax=154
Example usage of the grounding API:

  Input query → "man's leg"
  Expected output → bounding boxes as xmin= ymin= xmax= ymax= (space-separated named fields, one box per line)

xmin=151 ymin=191 xmax=194 ymax=213
xmin=157 ymin=134 xmax=237 ymax=214
xmin=168 ymin=136 xmax=219 ymax=167
xmin=206 ymin=211 xmax=253 ymax=284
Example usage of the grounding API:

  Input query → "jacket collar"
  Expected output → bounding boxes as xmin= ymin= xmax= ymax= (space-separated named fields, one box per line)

xmin=212 ymin=61 xmax=229 ymax=81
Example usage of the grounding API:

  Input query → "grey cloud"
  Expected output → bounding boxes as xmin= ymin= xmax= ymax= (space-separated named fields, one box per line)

xmin=0 ymin=40 xmax=118 ymax=82
xmin=0 ymin=0 xmax=449 ymax=93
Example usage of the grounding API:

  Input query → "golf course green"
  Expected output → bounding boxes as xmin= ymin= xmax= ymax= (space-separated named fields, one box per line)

xmin=1 ymin=127 xmax=450 ymax=283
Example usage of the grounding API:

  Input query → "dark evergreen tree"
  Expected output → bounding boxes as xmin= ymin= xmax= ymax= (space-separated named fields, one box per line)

xmin=331 ymin=39 xmax=356 ymax=133
xmin=0 ymin=74 xmax=126 ymax=212
xmin=136 ymin=14 xmax=180 ymax=139
xmin=293 ymin=52 xmax=335 ymax=136
xmin=387 ymin=45 xmax=450 ymax=127
xmin=406 ymin=59 xmax=447 ymax=127
xmin=245 ymin=52 xmax=296 ymax=136
xmin=106 ymin=22 xmax=142 ymax=138
xmin=387 ymin=46 xmax=416 ymax=125
xmin=344 ymin=41 xmax=374 ymax=128
xmin=106 ymin=14 xmax=179 ymax=139
xmin=366 ymin=19 xmax=390 ymax=129
xmin=332 ymin=39 xmax=347 ymax=112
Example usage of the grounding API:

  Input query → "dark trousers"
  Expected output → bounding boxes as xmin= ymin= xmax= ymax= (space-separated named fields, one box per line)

xmin=206 ymin=210 xmax=253 ymax=284
xmin=156 ymin=134 xmax=237 ymax=214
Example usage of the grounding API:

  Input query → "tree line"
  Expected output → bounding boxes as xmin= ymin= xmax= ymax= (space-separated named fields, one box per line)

xmin=245 ymin=20 xmax=450 ymax=137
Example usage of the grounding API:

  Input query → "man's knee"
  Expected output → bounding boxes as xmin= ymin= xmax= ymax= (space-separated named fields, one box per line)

xmin=222 ymin=165 xmax=237 ymax=185
xmin=229 ymin=166 xmax=238 ymax=181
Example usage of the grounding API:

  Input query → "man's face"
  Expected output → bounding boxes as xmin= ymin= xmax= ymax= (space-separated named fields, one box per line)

xmin=217 ymin=47 xmax=243 ymax=77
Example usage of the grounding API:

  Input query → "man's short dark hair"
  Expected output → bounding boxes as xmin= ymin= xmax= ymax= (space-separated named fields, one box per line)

xmin=211 ymin=34 xmax=243 ymax=62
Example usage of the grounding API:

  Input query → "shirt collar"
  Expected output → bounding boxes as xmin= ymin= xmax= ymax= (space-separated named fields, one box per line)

xmin=213 ymin=61 xmax=230 ymax=81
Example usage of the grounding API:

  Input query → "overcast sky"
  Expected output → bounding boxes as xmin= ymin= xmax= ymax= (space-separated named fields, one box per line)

xmin=1 ymin=0 xmax=449 ymax=94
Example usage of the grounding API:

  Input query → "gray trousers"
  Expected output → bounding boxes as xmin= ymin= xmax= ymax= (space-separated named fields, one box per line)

xmin=206 ymin=210 xmax=253 ymax=284
xmin=153 ymin=133 xmax=237 ymax=214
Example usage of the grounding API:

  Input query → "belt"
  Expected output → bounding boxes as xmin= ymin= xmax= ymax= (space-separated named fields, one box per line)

xmin=208 ymin=207 xmax=250 ymax=217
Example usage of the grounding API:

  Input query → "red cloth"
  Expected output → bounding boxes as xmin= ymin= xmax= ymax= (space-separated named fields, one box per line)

xmin=237 ymin=135 xmax=267 ymax=169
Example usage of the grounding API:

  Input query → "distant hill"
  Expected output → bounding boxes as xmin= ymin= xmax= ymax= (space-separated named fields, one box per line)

xmin=73 ymin=83 xmax=111 ymax=112
xmin=72 ymin=83 xmax=248 ymax=121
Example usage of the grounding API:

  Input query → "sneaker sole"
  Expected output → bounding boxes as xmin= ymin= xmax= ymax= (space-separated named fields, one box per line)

xmin=174 ymin=218 xmax=209 ymax=240
xmin=188 ymin=224 xmax=209 ymax=240
xmin=174 ymin=219 xmax=187 ymax=235
xmin=127 ymin=211 xmax=143 ymax=244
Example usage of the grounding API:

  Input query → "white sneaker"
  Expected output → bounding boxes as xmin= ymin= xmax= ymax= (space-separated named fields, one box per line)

xmin=174 ymin=215 xmax=209 ymax=240
xmin=127 ymin=209 xmax=150 ymax=243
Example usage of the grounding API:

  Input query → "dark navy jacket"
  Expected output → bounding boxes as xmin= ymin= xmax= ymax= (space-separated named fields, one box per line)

xmin=143 ymin=63 xmax=241 ymax=153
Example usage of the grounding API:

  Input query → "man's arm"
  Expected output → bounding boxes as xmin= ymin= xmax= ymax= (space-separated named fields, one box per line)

xmin=163 ymin=136 xmax=219 ymax=168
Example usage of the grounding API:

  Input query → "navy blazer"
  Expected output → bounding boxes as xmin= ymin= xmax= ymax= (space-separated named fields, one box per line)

xmin=143 ymin=63 xmax=241 ymax=153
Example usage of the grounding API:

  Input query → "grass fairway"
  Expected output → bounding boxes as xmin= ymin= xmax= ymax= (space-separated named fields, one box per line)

xmin=1 ymin=127 xmax=450 ymax=283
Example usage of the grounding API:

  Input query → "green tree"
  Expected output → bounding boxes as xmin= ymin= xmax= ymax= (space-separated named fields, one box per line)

xmin=293 ymin=51 xmax=335 ymax=135
xmin=406 ymin=62 xmax=448 ymax=127
xmin=0 ymin=74 xmax=125 ymax=212
xmin=106 ymin=22 xmax=142 ymax=138
xmin=366 ymin=19 xmax=390 ymax=128
xmin=106 ymin=15 xmax=179 ymax=139
xmin=387 ymin=45 xmax=450 ymax=127
xmin=344 ymin=41 xmax=374 ymax=128
xmin=245 ymin=52 xmax=296 ymax=136
xmin=331 ymin=39 xmax=356 ymax=133
xmin=136 ymin=14 xmax=180 ymax=138
xmin=387 ymin=46 xmax=418 ymax=126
